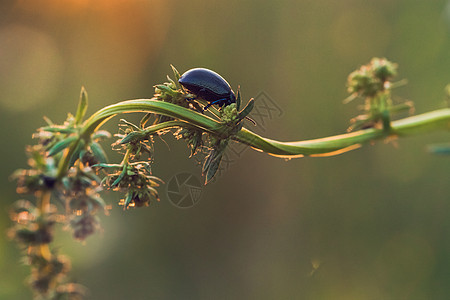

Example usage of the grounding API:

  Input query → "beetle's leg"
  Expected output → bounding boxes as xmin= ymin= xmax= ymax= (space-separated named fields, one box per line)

xmin=184 ymin=96 xmax=205 ymax=114
xmin=204 ymin=98 xmax=226 ymax=111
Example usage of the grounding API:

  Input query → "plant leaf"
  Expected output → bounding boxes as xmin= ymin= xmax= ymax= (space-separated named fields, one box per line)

xmin=90 ymin=141 xmax=108 ymax=164
xmin=123 ymin=192 xmax=133 ymax=208
xmin=236 ymin=86 xmax=241 ymax=111
xmin=171 ymin=64 xmax=181 ymax=86
xmin=238 ymin=98 xmax=255 ymax=120
xmin=205 ymin=153 xmax=223 ymax=184
xmin=112 ymin=165 xmax=127 ymax=187
xmin=48 ymin=136 xmax=78 ymax=156
xmin=40 ymin=127 xmax=76 ymax=134
xmin=202 ymin=150 xmax=215 ymax=174
xmin=43 ymin=116 xmax=53 ymax=126
xmin=120 ymin=131 xmax=146 ymax=144
xmin=69 ymin=140 xmax=85 ymax=167
xmin=154 ymin=84 xmax=174 ymax=94
xmin=75 ymin=86 xmax=88 ymax=125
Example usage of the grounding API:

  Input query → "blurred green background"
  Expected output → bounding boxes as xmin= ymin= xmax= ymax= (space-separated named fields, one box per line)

xmin=1 ymin=0 xmax=450 ymax=299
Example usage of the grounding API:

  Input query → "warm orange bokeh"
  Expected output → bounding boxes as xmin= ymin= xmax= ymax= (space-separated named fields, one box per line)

xmin=15 ymin=0 xmax=154 ymax=17
xmin=1 ymin=0 xmax=172 ymax=112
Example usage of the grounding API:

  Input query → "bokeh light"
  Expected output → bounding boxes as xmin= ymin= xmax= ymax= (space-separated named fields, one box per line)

xmin=0 ymin=24 xmax=62 ymax=112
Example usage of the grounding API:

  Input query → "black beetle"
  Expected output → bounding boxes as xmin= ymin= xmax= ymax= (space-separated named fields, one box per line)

xmin=178 ymin=68 xmax=236 ymax=110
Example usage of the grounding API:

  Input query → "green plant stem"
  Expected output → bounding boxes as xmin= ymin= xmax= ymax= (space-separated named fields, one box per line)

xmin=235 ymin=108 xmax=450 ymax=158
xmin=56 ymin=99 xmax=217 ymax=178
xmin=120 ymin=148 xmax=132 ymax=166
xmin=57 ymin=138 xmax=82 ymax=179
xmin=235 ymin=108 xmax=450 ymax=157
xmin=57 ymin=98 xmax=450 ymax=176
xmin=81 ymin=99 xmax=220 ymax=138
xmin=36 ymin=190 xmax=52 ymax=261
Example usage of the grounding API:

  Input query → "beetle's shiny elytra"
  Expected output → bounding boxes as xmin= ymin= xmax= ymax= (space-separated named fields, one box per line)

xmin=178 ymin=68 xmax=236 ymax=110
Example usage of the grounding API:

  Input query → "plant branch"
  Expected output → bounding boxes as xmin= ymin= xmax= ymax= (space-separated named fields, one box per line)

xmin=36 ymin=190 xmax=52 ymax=261
xmin=235 ymin=108 xmax=450 ymax=157
xmin=81 ymin=99 xmax=221 ymax=138
xmin=80 ymin=98 xmax=450 ymax=158
xmin=57 ymin=99 xmax=450 ymax=177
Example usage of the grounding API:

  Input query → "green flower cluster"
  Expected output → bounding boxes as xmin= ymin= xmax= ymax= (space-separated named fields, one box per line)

xmin=345 ymin=58 xmax=412 ymax=131
xmin=347 ymin=57 xmax=397 ymax=98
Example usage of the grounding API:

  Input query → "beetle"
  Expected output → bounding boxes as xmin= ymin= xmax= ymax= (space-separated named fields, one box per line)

xmin=178 ymin=68 xmax=236 ymax=110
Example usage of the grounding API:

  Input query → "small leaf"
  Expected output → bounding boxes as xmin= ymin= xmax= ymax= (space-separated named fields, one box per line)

xmin=205 ymin=153 xmax=223 ymax=184
xmin=166 ymin=75 xmax=176 ymax=87
xmin=236 ymin=86 xmax=241 ymax=111
xmin=82 ymin=169 xmax=102 ymax=183
xmin=154 ymin=84 xmax=173 ymax=94
xmin=89 ymin=194 xmax=107 ymax=210
xmin=238 ymin=98 xmax=255 ymax=120
xmin=90 ymin=141 xmax=108 ymax=164
xmin=147 ymin=176 xmax=165 ymax=185
xmin=62 ymin=176 xmax=71 ymax=190
xmin=43 ymin=116 xmax=54 ymax=126
xmin=69 ymin=140 xmax=85 ymax=167
xmin=112 ymin=165 xmax=127 ymax=187
xmin=120 ymin=131 xmax=146 ymax=144
xmin=40 ymin=127 xmax=76 ymax=134
xmin=190 ymin=134 xmax=202 ymax=156
xmin=343 ymin=93 xmax=358 ymax=104
xmin=202 ymin=150 xmax=215 ymax=174
xmin=75 ymin=86 xmax=88 ymax=125
xmin=48 ymin=136 xmax=78 ymax=156
xmin=123 ymin=192 xmax=133 ymax=208
xmin=202 ymin=142 xmax=228 ymax=184
xmin=171 ymin=64 xmax=181 ymax=86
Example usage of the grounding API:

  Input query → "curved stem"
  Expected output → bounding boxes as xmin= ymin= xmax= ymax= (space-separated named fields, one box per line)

xmin=57 ymin=98 xmax=450 ymax=177
xmin=56 ymin=100 xmax=220 ymax=178
xmin=235 ymin=108 xmax=450 ymax=157
xmin=81 ymin=99 xmax=221 ymax=138
xmin=142 ymin=120 xmax=198 ymax=134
